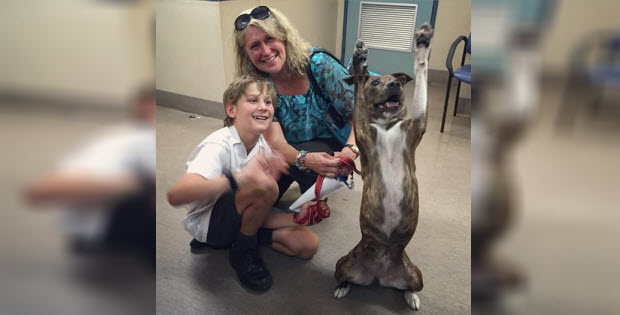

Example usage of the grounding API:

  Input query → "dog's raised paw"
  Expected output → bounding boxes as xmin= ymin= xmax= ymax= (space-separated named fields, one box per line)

xmin=353 ymin=40 xmax=368 ymax=65
xmin=404 ymin=291 xmax=420 ymax=311
xmin=415 ymin=23 xmax=434 ymax=47
xmin=334 ymin=282 xmax=350 ymax=299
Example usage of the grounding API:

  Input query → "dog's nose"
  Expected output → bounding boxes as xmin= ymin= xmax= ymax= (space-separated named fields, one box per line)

xmin=388 ymin=81 xmax=400 ymax=88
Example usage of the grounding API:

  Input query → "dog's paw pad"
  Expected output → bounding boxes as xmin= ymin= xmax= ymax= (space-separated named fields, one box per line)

xmin=334 ymin=282 xmax=350 ymax=299
xmin=405 ymin=291 xmax=420 ymax=311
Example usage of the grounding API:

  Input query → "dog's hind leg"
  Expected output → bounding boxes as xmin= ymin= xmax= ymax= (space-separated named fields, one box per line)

xmin=402 ymin=253 xmax=424 ymax=310
xmin=334 ymin=244 xmax=374 ymax=299
xmin=377 ymin=251 xmax=423 ymax=310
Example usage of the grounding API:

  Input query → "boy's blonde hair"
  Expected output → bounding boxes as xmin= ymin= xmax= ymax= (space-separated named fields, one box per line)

xmin=223 ymin=75 xmax=277 ymax=127
xmin=233 ymin=7 xmax=311 ymax=78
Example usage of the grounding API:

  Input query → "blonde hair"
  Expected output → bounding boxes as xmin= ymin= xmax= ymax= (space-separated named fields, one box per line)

xmin=233 ymin=8 xmax=311 ymax=78
xmin=222 ymin=75 xmax=277 ymax=127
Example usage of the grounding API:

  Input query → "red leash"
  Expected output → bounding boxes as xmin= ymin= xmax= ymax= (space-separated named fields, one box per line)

xmin=293 ymin=157 xmax=361 ymax=226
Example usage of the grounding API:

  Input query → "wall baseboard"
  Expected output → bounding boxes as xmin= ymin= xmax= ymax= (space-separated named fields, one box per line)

xmin=0 ymin=89 xmax=126 ymax=119
xmin=156 ymin=89 xmax=225 ymax=119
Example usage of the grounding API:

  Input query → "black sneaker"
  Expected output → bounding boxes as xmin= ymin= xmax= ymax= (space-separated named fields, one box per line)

xmin=189 ymin=239 xmax=209 ymax=249
xmin=189 ymin=239 xmax=229 ymax=254
xmin=229 ymin=246 xmax=272 ymax=291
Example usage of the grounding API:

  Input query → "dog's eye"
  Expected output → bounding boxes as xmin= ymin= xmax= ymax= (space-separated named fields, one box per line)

xmin=371 ymin=80 xmax=380 ymax=86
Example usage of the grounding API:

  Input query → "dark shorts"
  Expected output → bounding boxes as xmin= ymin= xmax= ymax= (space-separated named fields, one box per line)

xmin=205 ymin=191 xmax=272 ymax=248
xmin=276 ymin=138 xmax=344 ymax=202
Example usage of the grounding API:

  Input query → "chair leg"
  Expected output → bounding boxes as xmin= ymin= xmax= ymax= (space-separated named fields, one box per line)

xmin=453 ymin=80 xmax=462 ymax=116
xmin=441 ymin=75 xmax=453 ymax=133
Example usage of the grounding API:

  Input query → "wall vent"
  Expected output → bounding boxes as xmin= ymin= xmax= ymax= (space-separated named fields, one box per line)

xmin=358 ymin=2 xmax=418 ymax=52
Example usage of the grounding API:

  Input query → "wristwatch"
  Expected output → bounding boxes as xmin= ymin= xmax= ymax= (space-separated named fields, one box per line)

xmin=344 ymin=144 xmax=360 ymax=158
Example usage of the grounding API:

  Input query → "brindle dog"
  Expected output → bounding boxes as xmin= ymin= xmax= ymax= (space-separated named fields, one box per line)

xmin=334 ymin=24 xmax=433 ymax=311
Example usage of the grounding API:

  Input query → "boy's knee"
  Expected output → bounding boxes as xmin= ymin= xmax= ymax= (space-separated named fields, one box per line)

xmin=237 ymin=178 xmax=278 ymax=207
xmin=249 ymin=178 xmax=278 ymax=200
xmin=253 ymin=179 xmax=278 ymax=205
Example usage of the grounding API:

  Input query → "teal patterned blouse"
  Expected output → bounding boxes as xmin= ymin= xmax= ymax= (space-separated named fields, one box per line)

xmin=271 ymin=47 xmax=354 ymax=146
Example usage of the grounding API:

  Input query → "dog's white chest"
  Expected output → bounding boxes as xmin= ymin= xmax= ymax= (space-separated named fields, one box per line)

xmin=371 ymin=121 xmax=406 ymax=238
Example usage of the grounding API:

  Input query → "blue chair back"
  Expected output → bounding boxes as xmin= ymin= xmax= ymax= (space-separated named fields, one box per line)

xmin=466 ymin=33 xmax=471 ymax=55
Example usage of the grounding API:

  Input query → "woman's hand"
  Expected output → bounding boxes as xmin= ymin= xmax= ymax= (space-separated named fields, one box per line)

xmin=304 ymin=152 xmax=341 ymax=177
xmin=265 ymin=150 xmax=289 ymax=181
xmin=333 ymin=148 xmax=357 ymax=177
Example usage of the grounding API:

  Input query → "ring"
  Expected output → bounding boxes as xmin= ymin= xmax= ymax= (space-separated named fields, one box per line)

xmin=326 ymin=172 xmax=333 ymax=177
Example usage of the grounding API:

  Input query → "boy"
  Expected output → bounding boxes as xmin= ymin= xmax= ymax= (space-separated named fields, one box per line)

xmin=167 ymin=75 xmax=323 ymax=292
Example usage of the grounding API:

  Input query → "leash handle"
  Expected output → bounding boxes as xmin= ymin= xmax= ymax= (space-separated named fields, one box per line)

xmin=294 ymin=156 xmax=360 ymax=226
xmin=314 ymin=156 xmax=360 ymax=199
xmin=339 ymin=156 xmax=361 ymax=175
xmin=314 ymin=174 xmax=324 ymax=200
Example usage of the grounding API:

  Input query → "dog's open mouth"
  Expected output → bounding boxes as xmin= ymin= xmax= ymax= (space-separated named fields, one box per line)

xmin=375 ymin=94 xmax=401 ymax=112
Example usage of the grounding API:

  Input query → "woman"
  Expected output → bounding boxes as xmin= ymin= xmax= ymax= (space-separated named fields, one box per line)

xmin=232 ymin=6 xmax=360 ymax=209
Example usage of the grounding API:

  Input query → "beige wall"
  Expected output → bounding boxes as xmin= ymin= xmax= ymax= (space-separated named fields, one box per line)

xmin=218 ymin=0 xmax=259 ymax=87
xmin=431 ymin=0 xmax=470 ymax=98
xmin=0 ymin=2 xmax=155 ymax=106
xmin=160 ymin=0 xmax=471 ymax=102
xmin=542 ymin=0 xmax=620 ymax=75
xmin=156 ymin=0 xmax=227 ymax=102
xmin=160 ymin=0 xmax=340 ymax=103
xmin=430 ymin=0 xmax=471 ymax=72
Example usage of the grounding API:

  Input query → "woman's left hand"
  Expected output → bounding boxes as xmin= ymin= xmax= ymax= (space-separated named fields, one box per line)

xmin=333 ymin=148 xmax=357 ymax=177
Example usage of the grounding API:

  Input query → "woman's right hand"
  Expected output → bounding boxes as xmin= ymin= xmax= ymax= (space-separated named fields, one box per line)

xmin=304 ymin=152 xmax=342 ymax=177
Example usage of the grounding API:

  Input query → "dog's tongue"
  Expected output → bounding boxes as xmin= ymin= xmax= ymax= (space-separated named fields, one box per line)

xmin=386 ymin=101 xmax=399 ymax=107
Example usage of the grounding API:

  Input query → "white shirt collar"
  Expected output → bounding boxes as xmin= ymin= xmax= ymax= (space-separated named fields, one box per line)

xmin=227 ymin=125 xmax=266 ymax=162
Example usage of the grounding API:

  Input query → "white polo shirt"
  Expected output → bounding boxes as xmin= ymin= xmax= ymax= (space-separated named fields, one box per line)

xmin=183 ymin=126 xmax=272 ymax=242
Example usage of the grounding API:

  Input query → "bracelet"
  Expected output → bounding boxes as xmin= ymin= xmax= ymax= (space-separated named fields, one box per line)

xmin=222 ymin=170 xmax=238 ymax=192
xmin=295 ymin=151 xmax=303 ymax=170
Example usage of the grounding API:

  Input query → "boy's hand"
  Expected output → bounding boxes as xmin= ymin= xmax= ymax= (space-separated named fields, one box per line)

xmin=234 ymin=151 xmax=287 ymax=189
xmin=234 ymin=153 xmax=273 ymax=188
xmin=265 ymin=150 xmax=289 ymax=181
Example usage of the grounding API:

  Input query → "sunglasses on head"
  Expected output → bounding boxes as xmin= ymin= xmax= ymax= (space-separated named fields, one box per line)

xmin=234 ymin=6 xmax=272 ymax=32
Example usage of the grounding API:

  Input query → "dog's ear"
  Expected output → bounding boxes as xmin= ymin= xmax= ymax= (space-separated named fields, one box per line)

xmin=343 ymin=74 xmax=370 ymax=85
xmin=391 ymin=72 xmax=414 ymax=85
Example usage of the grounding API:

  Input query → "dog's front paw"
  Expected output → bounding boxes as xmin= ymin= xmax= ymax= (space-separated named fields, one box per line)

xmin=404 ymin=291 xmax=420 ymax=311
xmin=334 ymin=281 xmax=350 ymax=299
xmin=353 ymin=40 xmax=368 ymax=67
xmin=414 ymin=23 xmax=434 ymax=47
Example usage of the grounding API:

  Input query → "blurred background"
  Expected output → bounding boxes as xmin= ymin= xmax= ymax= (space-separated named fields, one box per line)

xmin=472 ymin=0 xmax=620 ymax=313
xmin=0 ymin=1 xmax=155 ymax=314
xmin=3 ymin=0 xmax=620 ymax=313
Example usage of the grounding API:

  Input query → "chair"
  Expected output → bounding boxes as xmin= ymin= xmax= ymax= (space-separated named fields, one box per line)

xmin=441 ymin=34 xmax=471 ymax=133
xmin=558 ymin=32 xmax=620 ymax=128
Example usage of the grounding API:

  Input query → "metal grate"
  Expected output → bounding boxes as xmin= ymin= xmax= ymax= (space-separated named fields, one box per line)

xmin=358 ymin=2 xmax=417 ymax=52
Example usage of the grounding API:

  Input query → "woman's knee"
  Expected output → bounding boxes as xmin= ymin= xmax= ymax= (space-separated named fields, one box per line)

xmin=292 ymin=228 xmax=319 ymax=259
